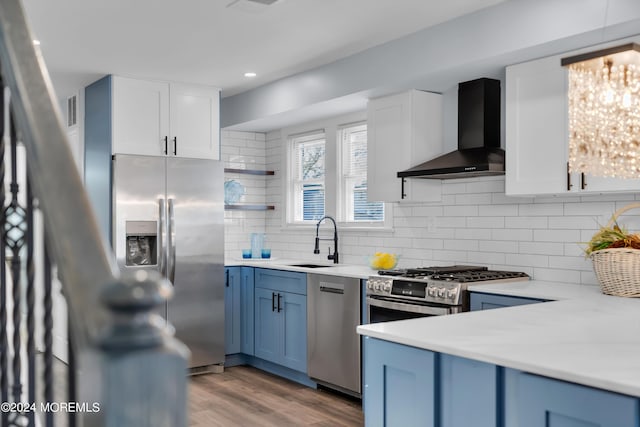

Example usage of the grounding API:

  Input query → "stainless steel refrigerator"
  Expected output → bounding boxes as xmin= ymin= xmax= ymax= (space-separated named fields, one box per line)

xmin=112 ymin=154 xmax=225 ymax=368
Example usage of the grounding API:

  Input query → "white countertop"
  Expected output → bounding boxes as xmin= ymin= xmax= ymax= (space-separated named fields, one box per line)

xmin=358 ymin=281 xmax=640 ymax=397
xmin=225 ymin=258 xmax=375 ymax=279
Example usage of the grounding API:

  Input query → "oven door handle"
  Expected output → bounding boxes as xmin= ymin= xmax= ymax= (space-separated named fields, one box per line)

xmin=366 ymin=297 xmax=452 ymax=316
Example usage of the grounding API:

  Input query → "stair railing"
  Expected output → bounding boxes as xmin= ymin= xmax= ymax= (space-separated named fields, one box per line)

xmin=0 ymin=1 xmax=189 ymax=426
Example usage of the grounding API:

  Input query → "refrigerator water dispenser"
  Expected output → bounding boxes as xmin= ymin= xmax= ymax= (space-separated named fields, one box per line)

xmin=125 ymin=221 xmax=157 ymax=266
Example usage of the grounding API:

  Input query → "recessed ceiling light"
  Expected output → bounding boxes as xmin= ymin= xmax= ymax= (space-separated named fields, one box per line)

xmin=244 ymin=72 xmax=257 ymax=78
xmin=33 ymin=40 xmax=41 ymax=46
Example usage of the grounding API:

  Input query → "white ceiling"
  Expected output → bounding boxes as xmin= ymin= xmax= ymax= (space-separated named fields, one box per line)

xmin=22 ymin=0 xmax=506 ymax=102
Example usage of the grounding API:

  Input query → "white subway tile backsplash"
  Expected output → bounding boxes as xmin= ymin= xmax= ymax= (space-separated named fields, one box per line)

xmin=548 ymin=255 xmax=591 ymax=271
xmin=467 ymin=216 xmax=504 ymax=228
xmin=505 ymin=216 xmax=548 ymax=229
xmin=455 ymin=193 xmax=492 ymax=205
xmin=534 ymin=229 xmax=581 ymax=242
xmin=444 ymin=239 xmax=479 ymax=251
xmin=225 ymin=129 xmax=639 ymax=286
xmin=491 ymin=229 xmax=533 ymax=241
xmin=563 ymin=202 xmax=616 ymax=216
xmin=477 ymin=240 xmax=518 ymax=254
xmin=533 ymin=268 xmax=582 ymax=284
xmin=466 ymin=178 xmax=504 ymax=193
xmin=442 ymin=182 xmax=467 ymax=194
xmin=548 ymin=216 xmax=601 ymax=230
xmin=519 ymin=203 xmax=564 ymax=216
xmin=455 ymin=228 xmax=492 ymax=240
xmin=444 ymin=205 xmax=479 ymax=217
xmin=519 ymin=241 xmax=564 ymax=256
xmin=505 ymin=253 xmax=548 ymax=268
xmin=468 ymin=251 xmax=506 ymax=265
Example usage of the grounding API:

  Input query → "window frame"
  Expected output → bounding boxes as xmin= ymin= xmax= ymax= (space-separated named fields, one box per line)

xmin=283 ymin=112 xmax=392 ymax=230
xmin=337 ymin=122 xmax=386 ymax=227
xmin=287 ymin=129 xmax=326 ymax=225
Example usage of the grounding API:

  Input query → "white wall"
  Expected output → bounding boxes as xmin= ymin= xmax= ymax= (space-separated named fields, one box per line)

xmin=223 ymin=130 xmax=640 ymax=286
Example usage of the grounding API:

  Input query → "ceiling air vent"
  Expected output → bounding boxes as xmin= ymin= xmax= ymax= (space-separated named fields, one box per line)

xmin=67 ymin=94 xmax=77 ymax=128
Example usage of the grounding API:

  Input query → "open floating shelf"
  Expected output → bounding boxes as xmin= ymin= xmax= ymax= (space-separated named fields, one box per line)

xmin=224 ymin=168 xmax=275 ymax=176
xmin=225 ymin=204 xmax=275 ymax=211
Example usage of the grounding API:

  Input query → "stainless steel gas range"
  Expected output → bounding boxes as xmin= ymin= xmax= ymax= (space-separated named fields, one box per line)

xmin=366 ymin=265 xmax=529 ymax=323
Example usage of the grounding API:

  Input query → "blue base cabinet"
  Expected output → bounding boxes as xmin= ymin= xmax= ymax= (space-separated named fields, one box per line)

xmin=239 ymin=267 xmax=254 ymax=355
xmin=440 ymin=354 xmax=499 ymax=427
xmin=254 ymin=268 xmax=307 ymax=373
xmin=364 ymin=337 xmax=436 ymax=427
xmin=470 ymin=292 xmax=546 ymax=311
xmin=363 ymin=337 xmax=640 ymax=427
xmin=225 ymin=267 xmax=255 ymax=356
xmin=224 ymin=267 xmax=241 ymax=355
xmin=506 ymin=370 xmax=639 ymax=427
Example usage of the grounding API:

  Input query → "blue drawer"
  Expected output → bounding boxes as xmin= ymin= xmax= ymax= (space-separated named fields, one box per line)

xmin=254 ymin=268 xmax=307 ymax=295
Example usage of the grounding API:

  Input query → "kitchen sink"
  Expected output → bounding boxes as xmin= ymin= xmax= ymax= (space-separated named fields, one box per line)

xmin=288 ymin=263 xmax=336 ymax=268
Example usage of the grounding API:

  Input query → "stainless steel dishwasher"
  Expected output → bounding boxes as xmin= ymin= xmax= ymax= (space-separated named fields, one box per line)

xmin=307 ymin=273 xmax=361 ymax=397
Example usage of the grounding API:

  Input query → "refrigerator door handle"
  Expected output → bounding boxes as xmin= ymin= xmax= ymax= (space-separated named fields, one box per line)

xmin=158 ymin=198 xmax=167 ymax=277
xmin=168 ymin=198 xmax=176 ymax=284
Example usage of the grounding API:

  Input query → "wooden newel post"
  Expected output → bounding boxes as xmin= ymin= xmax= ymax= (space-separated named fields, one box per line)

xmin=95 ymin=270 xmax=190 ymax=427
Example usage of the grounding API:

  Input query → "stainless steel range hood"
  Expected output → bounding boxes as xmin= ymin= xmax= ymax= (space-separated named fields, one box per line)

xmin=398 ymin=78 xmax=503 ymax=180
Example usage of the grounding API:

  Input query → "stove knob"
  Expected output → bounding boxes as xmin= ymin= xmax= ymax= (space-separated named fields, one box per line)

xmin=446 ymin=289 xmax=457 ymax=300
xmin=427 ymin=287 xmax=437 ymax=297
xmin=374 ymin=283 xmax=381 ymax=291
xmin=383 ymin=283 xmax=392 ymax=292
xmin=437 ymin=288 xmax=446 ymax=298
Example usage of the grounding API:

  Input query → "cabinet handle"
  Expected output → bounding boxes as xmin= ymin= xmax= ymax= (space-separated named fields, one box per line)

xmin=581 ymin=172 xmax=587 ymax=190
xmin=173 ymin=136 xmax=177 ymax=156
xmin=277 ymin=293 xmax=282 ymax=312
xmin=566 ymin=162 xmax=573 ymax=191
xmin=225 ymin=269 xmax=229 ymax=287
xmin=401 ymin=177 xmax=407 ymax=199
xmin=164 ymin=136 xmax=168 ymax=155
xmin=271 ymin=292 xmax=276 ymax=312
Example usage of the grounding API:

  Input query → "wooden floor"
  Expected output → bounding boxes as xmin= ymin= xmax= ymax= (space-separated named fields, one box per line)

xmin=189 ymin=366 xmax=364 ymax=427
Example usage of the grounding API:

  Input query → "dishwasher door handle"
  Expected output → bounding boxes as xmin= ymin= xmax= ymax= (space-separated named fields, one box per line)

xmin=319 ymin=285 xmax=344 ymax=294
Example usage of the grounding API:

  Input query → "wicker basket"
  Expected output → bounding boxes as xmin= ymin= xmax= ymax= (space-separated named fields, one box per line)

xmin=591 ymin=202 xmax=640 ymax=297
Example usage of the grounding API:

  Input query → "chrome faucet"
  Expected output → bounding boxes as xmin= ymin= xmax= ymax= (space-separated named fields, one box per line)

xmin=314 ymin=216 xmax=339 ymax=264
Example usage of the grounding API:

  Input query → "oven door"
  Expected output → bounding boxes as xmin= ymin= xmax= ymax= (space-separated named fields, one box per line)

xmin=366 ymin=296 xmax=453 ymax=324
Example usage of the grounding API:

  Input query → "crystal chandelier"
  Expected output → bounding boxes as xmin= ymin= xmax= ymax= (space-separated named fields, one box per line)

xmin=562 ymin=43 xmax=640 ymax=179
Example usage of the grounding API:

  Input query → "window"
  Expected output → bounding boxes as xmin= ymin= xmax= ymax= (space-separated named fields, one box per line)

xmin=339 ymin=123 xmax=384 ymax=223
xmin=290 ymin=131 xmax=325 ymax=222
xmin=285 ymin=113 xmax=390 ymax=228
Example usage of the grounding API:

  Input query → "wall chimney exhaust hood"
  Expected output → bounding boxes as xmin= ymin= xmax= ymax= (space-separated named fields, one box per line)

xmin=398 ymin=78 xmax=503 ymax=180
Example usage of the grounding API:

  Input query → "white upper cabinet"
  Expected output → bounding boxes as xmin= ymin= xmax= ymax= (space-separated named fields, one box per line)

xmin=169 ymin=83 xmax=220 ymax=159
xmin=112 ymin=77 xmax=170 ymax=157
xmin=111 ymin=76 xmax=219 ymax=159
xmin=506 ymin=50 xmax=640 ymax=196
xmin=367 ymin=90 xmax=443 ymax=202
xmin=505 ymin=54 xmax=568 ymax=196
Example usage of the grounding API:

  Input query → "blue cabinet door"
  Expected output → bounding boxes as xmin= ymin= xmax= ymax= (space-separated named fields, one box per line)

xmin=363 ymin=337 xmax=436 ymax=427
xmin=440 ymin=354 xmax=499 ymax=427
xmin=224 ymin=267 xmax=241 ymax=355
xmin=470 ymin=292 xmax=546 ymax=311
xmin=280 ymin=291 xmax=306 ymax=372
xmin=240 ymin=267 xmax=255 ymax=356
xmin=254 ymin=287 xmax=280 ymax=364
xmin=515 ymin=372 xmax=639 ymax=427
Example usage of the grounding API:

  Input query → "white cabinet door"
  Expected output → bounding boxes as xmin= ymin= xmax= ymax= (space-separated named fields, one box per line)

xmin=506 ymin=47 xmax=640 ymax=196
xmin=367 ymin=90 xmax=442 ymax=202
xmin=169 ymin=84 xmax=220 ymax=160
xmin=112 ymin=76 xmax=170 ymax=156
xmin=505 ymin=54 xmax=569 ymax=196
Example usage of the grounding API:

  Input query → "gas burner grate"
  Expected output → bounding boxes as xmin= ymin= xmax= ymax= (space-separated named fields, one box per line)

xmin=431 ymin=270 xmax=530 ymax=283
